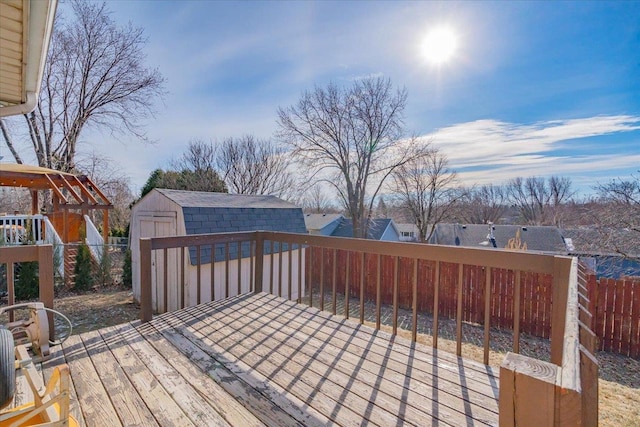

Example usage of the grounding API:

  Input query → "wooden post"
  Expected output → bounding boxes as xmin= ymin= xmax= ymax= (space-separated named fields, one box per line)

xmin=102 ymin=209 xmax=109 ymax=243
xmin=551 ymin=257 xmax=571 ymax=365
xmin=456 ymin=263 xmax=464 ymax=356
xmin=345 ymin=251 xmax=350 ymax=319
xmin=499 ymin=352 xmax=558 ymax=427
xmin=140 ymin=238 xmax=153 ymax=323
xmin=484 ymin=267 xmax=492 ymax=365
xmin=332 ymin=249 xmax=337 ymax=315
xmin=513 ymin=270 xmax=521 ymax=353
xmin=392 ymin=256 xmax=399 ymax=335
xmin=30 ymin=190 xmax=39 ymax=214
xmin=38 ymin=245 xmax=55 ymax=339
xmin=254 ymin=233 xmax=264 ymax=293
xmin=433 ymin=261 xmax=440 ymax=349
xmin=412 ymin=258 xmax=418 ymax=342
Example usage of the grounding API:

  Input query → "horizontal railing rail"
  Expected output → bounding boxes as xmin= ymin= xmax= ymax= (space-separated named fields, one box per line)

xmin=138 ymin=230 xmax=597 ymax=426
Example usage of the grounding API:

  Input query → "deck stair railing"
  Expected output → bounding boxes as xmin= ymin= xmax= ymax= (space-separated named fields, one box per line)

xmin=0 ymin=214 xmax=45 ymax=245
xmin=139 ymin=231 xmax=598 ymax=426
xmin=83 ymin=214 xmax=104 ymax=261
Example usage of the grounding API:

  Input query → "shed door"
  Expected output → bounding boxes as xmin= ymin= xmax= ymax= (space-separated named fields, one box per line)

xmin=139 ymin=215 xmax=177 ymax=312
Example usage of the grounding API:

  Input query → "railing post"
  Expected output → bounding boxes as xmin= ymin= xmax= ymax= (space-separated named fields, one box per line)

xmin=38 ymin=245 xmax=55 ymax=339
xmin=254 ymin=233 xmax=264 ymax=293
xmin=551 ymin=256 xmax=571 ymax=365
xmin=140 ymin=238 xmax=153 ymax=323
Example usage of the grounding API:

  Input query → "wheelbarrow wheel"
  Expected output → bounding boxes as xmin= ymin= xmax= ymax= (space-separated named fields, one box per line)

xmin=0 ymin=328 xmax=15 ymax=410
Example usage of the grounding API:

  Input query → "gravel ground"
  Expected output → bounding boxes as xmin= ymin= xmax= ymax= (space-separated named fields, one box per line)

xmin=9 ymin=289 xmax=636 ymax=426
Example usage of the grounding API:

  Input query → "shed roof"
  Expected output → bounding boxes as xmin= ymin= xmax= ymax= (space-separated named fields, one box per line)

xmin=331 ymin=218 xmax=394 ymax=240
xmin=150 ymin=189 xmax=307 ymax=264
xmin=429 ymin=224 xmax=568 ymax=253
xmin=156 ymin=188 xmax=298 ymax=209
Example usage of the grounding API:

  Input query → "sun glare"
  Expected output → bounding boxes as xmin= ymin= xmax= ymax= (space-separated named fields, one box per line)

xmin=421 ymin=26 xmax=458 ymax=65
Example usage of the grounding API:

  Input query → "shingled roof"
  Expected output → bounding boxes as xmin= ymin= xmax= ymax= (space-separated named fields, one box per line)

xmin=428 ymin=224 xmax=568 ymax=253
xmin=154 ymin=189 xmax=306 ymax=264
xmin=330 ymin=218 xmax=395 ymax=240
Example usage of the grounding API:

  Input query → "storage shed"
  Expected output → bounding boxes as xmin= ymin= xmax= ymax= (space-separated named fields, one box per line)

xmin=130 ymin=188 xmax=307 ymax=312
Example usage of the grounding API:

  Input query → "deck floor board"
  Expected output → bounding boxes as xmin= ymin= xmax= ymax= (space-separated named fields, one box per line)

xmin=10 ymin=292 xmax=500 ymax=426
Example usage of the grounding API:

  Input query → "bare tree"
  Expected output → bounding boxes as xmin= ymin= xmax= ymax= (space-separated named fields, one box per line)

xmin=216 ymin=135 xmax=295 ymax=199
xmin=391 ymin=148 xmax=460 ymax=242
xmin=301 ymin=184 xmax=336 ymax=213
xmin=506 ymin=176 xmax=573 ymax=226
xmin=459 ymin=184 xmax=507 ymax=224
xmin=0 ymin=1 xmax=164 ymax=171
xmin=77 ymin=152 xmax=134 ymax=233
xmin=277 ymin=77 xmax=424 ymax=238
xmin=592 ymin=176 xmax=640 ymax=258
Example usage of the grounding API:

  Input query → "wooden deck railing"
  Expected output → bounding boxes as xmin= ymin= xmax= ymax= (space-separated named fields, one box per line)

xmin=139 ymin=231 xmax=598 ymax=426
xmin=0 ymin=244 xmax=55 ymax=335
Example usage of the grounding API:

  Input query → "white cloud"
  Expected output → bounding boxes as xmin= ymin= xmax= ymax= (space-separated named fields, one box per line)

xmin=422 ymin=115 xmax=640 ymax=191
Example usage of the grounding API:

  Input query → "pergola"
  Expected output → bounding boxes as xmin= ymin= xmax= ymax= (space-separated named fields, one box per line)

xmin=0 ymin=163 xmax=112 ymax=243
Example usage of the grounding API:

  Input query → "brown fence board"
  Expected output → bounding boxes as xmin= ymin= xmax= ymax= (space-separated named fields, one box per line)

xmin=309 ymin=248 xmax=640 ymax=359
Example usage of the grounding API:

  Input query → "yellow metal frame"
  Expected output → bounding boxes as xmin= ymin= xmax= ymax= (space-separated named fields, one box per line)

xmin=0 ymin=347 xmax=78 ymax=427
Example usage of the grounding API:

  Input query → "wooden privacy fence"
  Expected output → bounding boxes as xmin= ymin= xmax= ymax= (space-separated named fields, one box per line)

xmin=309 ymin=247 xmax=640 ymax=358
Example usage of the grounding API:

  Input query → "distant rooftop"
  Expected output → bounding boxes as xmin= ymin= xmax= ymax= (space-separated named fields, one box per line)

xmin=304 ymin=213 xmax=343 ymax=231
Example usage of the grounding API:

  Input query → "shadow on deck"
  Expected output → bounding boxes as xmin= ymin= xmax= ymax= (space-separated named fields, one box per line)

xmin=26 ymin=293 xmax=499 ymax=426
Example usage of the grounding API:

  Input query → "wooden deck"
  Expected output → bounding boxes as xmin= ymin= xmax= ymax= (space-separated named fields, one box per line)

xmin=17 ymin=293 xmax=500 ymax=426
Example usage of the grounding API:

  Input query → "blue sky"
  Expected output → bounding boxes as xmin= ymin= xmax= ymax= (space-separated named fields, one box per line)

xmin=66 ymin=1 xmax=640 ymax=195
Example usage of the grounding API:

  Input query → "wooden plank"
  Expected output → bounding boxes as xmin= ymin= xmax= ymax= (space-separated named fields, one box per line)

xmin=580 ymin=346 xmax=599 ymax=427
xmin=116 ymin=323 xmax=233 ymax=427
xmin=613 ymin=278 xmax=625 ymax=354
xmin=225 ymin=242 xmax=230 ymax=298
xmin=61 ymin=334 xmax=123 ymax=426
xmin=40 ymin=344 xmax=86 ymax=426
xmin=604 ymin=278 xmax=615 ymax=352
xmin=456 ymin=263 xmax=464 ymax=356
xmin=181 ymin=301 xmax=495 ymax=427
xmin=319 ymin=248 xmax=324 ymax=311
xmin=158 ymin=309 xmax=329 ymax=427
xmin=631 ymin=281 xmax=640 ymax=358
xmin=97 ymin=325 xmax=195 ymax=427
xmin=188 ymin=304 xmax=495 ymax=425
xmin=332 ymin=249 xmax=337 ymax=314
xmin=375 ymin=254 xmax=381 ymax=330
xmin=433 ymin=260 xmax=440 ymax=348
xmin=621 ymin=279 xmax=633 ymax=356
xmin=484 ymin=267 xmax=491 ymax=365
xmin=196 ymin=245 xmax=201 ymax=305
xmin=240 ymin=294 xmax=499 ymax=388
xmin=513 ymin=271 xmax=521 ymax=353
xmin=393 ymin=256 xmax=399 ymax=335
xmin=145 ymin=320 xmax=300 ymax=427
xmin=80 ymin=330 xmax=159 ymax=426
xmin=344 ymin=251 xmax=350 ymax=319
xmin=412 ymin=258 xmax=418 ymax=342
xmin=173 ymin=310 xmax=405 ymax=427
xmin=359 ymin=252 xmax=365 ymax=323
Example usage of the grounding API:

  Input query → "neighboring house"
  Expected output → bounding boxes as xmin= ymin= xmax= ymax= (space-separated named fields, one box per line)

xmin=130 ymin=188 xmax=307 ymax=311
xmin=428 ymin=223 xmax=569 ymax=253
xmin=396 ymin=223 xmax=420 ymax=242
xmin=304 ymin=213 xmax=344 ymax=235
xmin=330 ymin=218 xmax=400 ymax=241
